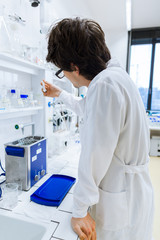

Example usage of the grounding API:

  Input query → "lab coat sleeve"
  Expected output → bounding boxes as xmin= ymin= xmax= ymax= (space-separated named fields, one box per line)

xmin=58 ymin=90 xmax=86 ymax=117
xmin=72 ymin=81 xmax=124 ymax=218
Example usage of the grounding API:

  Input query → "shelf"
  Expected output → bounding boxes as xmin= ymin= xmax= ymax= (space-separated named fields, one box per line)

xmin=0 ymin=106 xmax=43 ymax=120
xmin=149 ymin=126 xmax=160 ymax=131
xmin=0 ymin=52 xmax=46 ymax=75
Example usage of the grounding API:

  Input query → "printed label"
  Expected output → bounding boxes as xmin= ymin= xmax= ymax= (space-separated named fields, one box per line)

xmin=36 ymin=148 xmax=42 ymax=154
xmin=32 ymin=155 xmax=37 ymax=162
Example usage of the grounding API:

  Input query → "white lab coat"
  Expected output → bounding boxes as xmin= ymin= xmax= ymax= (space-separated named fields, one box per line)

xmin=58 ymin=59 xmax=154 ymax=240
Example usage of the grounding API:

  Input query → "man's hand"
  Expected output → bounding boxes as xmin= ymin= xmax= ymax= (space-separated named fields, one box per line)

xmin=71 ymin=212 xmax=96 ymax=240
xmin=41 ymin=80 xmax=62 ymax=98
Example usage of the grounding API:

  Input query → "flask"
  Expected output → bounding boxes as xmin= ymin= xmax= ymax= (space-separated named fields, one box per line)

xmin=1 ymin=86 xmax=11 ymax=109
xmin=0 ymin=5 xmax=12 ymax=53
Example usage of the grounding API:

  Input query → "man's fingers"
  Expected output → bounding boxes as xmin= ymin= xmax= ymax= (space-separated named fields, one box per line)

xmin=73 ymin=225 xmax=87 ymax=240
xmin=80 ymin=236 xmax=87 ymax=240
xmin=41 ymin=81 xmax=47 ymax=93
xmin=41 ymin=80 xmax=47 ymax=86
xmin=41 ymin=88 xmax=48 ymax=96
xmin=81 ymin=225 xmax=92 ymax=239
xmin=71 ymin=214 xmax=96 ymax=240
xmin=91 ymin=229 xmax=97 ymax=240
xmin=42 ymin=79 xmax=50 ymax=88
xmin=41 ymin=88 xmax=44 ymax=94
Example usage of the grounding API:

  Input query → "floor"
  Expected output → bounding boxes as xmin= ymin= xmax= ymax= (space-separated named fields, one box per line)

xmin=149 ymin=157 xmax=160 ymax=240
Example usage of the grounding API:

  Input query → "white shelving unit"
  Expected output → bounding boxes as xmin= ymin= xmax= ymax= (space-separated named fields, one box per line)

xmin=0 ymin=106 xmax=43 ymax=120
xmin=0 ymin=52 xmax=53 ymax=136
xmin=0 ymin=52 xmax=46 ymax=75
xmin=0 ymin=51 xmax=56 ymax=165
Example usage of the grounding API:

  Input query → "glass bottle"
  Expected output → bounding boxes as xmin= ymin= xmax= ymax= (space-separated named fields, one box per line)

xmin=0 ymin=5 xmax=12 ymax=53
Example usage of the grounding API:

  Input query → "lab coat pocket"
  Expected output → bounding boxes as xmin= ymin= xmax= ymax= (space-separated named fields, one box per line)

xmin=96 ymin=188 xmax=129 ymax=231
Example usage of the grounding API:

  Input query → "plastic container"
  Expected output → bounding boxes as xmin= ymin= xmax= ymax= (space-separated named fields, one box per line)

xmin=27 ymin=91 xmax=35 ymax=107
xmin=0 ymin=86 xmax=11 ymax=109
xmin=0 ymin=93 xmax=3 ymax=109
xmin=1 ymin=182 xmax=18 ymax=209
xmin=10 ymin=89 xmax=18 ymax=108
xmin=20 ymin=94 xmax=28 ymax=107
xmin=34 ymin=93 xmax=42 ymax=106
xmin=30 ymin=174 xmax=76 ymax=206
xmin=17 ymin=97 xmax=24 ymax=108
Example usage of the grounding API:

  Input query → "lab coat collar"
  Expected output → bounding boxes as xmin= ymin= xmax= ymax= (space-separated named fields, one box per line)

xmin=88 ymin=58 xmax=120 ymax=89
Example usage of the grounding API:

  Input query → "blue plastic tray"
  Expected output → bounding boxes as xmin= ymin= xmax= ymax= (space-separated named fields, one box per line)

xmin=30 ymin=174 xmax=76 ymax=206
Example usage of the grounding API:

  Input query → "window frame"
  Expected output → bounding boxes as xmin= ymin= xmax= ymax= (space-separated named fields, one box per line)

xmin=127 ymin=27 xmax=160 ymax=112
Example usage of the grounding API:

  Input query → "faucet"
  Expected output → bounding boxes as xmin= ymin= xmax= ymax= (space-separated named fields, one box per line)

xmin=15 ymin=122 xmax=35 ymax=136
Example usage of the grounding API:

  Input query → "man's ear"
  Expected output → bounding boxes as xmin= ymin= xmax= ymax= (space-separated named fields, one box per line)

xmin=71 ymin=63 xmax=79 ymax=74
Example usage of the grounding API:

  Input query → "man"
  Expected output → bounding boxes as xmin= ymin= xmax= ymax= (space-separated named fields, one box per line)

xmin=42 ymin=18 xmax=154 ymax=240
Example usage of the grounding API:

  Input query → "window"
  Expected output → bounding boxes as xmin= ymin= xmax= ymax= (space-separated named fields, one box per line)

xmin=152 ymin=43 xmax=160 ymax=110
xmin=127 ymin=28 xmax=160 ymax=112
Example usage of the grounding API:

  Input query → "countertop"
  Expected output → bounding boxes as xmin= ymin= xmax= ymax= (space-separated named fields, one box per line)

xmin=0 ymin=138 xmax=81 ymax=240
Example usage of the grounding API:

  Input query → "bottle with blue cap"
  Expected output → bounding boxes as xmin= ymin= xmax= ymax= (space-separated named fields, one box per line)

xmin=20 ymin=94 xmax=29 ymax=107
xmin=10 ymin=89 xmax=18 ymax=108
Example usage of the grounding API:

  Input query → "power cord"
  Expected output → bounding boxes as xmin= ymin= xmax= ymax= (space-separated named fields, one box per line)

xmin=0 ymin=159 xmax=6 ymax=185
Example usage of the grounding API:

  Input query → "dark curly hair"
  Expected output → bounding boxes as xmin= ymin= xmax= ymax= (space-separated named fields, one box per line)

xmin=46 ymin=17 xmax=111 ymax=80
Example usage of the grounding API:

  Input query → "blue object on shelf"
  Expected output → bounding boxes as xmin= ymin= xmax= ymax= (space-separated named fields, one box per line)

xmin=11 ymin=89 xmax=16 ymax=93
xmin=30 ymin=174 xmax=76 ymax=206
xmin=20 ymin=94 xmax=28 ymax=98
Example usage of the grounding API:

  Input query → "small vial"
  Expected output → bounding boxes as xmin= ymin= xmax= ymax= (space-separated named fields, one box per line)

xmin=42 ymin=81 xmax=47 ymax=92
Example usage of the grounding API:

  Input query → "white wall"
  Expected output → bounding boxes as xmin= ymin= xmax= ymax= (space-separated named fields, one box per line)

xmin=105 ymin=30 xmax=128 ymax=69
xmin=132 ymin=0 xmax=160 ymax=28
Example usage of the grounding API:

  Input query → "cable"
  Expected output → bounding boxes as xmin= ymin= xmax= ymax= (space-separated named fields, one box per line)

xmin=0 ymin=160 xmax=5 ymax=173
xmin=0 ymin=173 xmax=6 ymax=185
xmin=0 ymin=175 xmax=6 ymax=185
xmin=0 ymin=179 xmax=6 ymax=185
xmin=0 ymin=159 xmax=6 ymax=185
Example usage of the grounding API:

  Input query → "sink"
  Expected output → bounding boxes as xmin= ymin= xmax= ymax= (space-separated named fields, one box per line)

xmin=0 ymin=210 xmax=57 ymax=240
